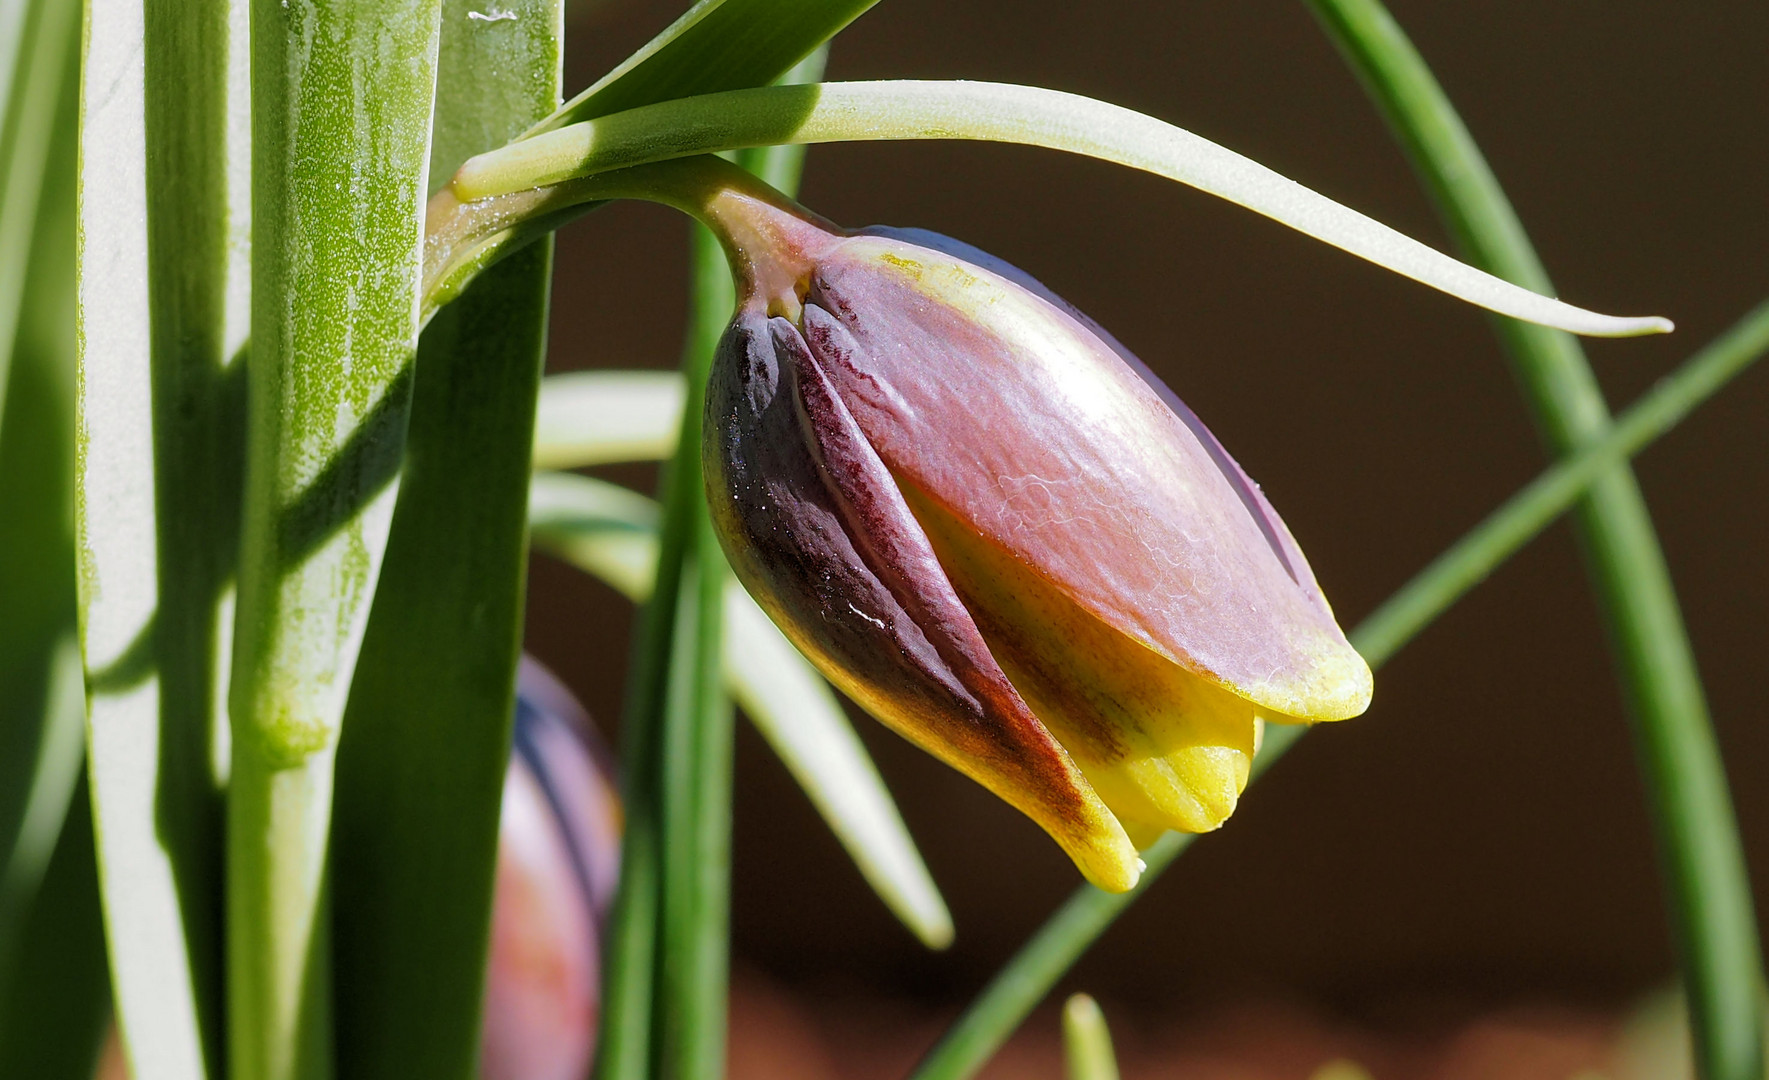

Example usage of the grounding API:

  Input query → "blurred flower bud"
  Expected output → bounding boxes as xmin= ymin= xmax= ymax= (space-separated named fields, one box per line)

xmin=480 ymin=657 xmax=620 ymax=1080
xmin=699 ymin=188 xmax=1371 ymax=893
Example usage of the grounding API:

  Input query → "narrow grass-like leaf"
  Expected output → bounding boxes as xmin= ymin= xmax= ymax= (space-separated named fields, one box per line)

xmin=531 ymin=0 xmax=877 ymax=132
xmin=1061 ymin=995 xmax=1120 ymax=1080
xmin=229 ymin=1 xmax=442 ymax=1077
xmin=417 ymin=0 xmax=878 ymax=322
xmin=530 ymin=471 xmax=954 ymax=950
xmin=906 ymin=297 xmax=1769 ymax=1080
xmin=0 ymin=0 xmax=79 ymax=974
xmin=0 ymin=0 xmax=77 ymax=420
xmin=0 ymin=774 xmax=110 ymax=1079
xmin=571 ymin=39 xmax=855 ymax=1074
xmin=0 ymin=643 xmax=83 ymax=971
xmin=534 ymin=371 xmax=685 ymax=469
xmin=0 ymin=0 xmax=29 ymax=132
xmin=722 ymin=596 xmax=953 ymax=948
xmin=647 ymin=219 xmax=735 ymax=1080
xmin=1302 ymin=5 xmax=1763 ymax=1079
xmin=330 ymin=0 xmax=562 ymax=1076
xmin=0 ymin=119 xmax=90 ymax=1069
xmin=448 ymin=81 xmax=1667 ymax=338
xmin=77 ymin=0 xmax=248 ymax=1074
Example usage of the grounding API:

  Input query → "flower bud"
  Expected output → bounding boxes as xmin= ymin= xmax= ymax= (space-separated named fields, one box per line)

xmin=480 ymin=658 xmax=620 ymax=1080
xmin=701 ymin=191 xmax=1370 ymax=893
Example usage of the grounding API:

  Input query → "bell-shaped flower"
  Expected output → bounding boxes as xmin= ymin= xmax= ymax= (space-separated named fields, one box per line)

xmin=481 ymin=658 xmax=621 ymax=1080
xmin=699 ymin=187 xmax=1370 ymax=893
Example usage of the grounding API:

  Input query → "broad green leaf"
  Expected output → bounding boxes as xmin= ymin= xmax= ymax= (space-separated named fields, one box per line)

xmin=534 ymin=370 xmax=685 ymax=469
xmin=227 ymin=1 xmax=443 ymax=1077
xmin=448 ymin=81 xmax=1667 ymax=338
xmin=78 ymin=0 xmax=246 ymax=1074
xmin=330 ymin=0 xmax=562 ymax=1077
xmin=529 ymin=471 xmax=954 ymax=949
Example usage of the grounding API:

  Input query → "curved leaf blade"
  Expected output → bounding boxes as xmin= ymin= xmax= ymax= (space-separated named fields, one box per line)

xmin=455 ymin=81 xmax=1669 ymax=338
xmin=534 ymin=371 xmax=685 ymax=469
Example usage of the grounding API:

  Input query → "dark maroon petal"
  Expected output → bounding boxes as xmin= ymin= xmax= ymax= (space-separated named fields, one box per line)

xmin=803 ymin=235 xmax=1369 ymax=720
xmin=703 ymin=309 xmax=1139 ymax=890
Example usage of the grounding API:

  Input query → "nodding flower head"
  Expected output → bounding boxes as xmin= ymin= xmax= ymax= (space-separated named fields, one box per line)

xmin=697 ymin=184 xmax=1371 ymax=893
xmin=481 ymin=658 xmax=620 ymax=1080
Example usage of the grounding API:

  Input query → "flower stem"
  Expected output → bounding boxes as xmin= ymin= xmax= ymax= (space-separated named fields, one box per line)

xmin=591 ymin=52 xmax=829 ymax=1072
xmin=1355 ymin=300 xmax=1769 ymax=668
xmin=653 ymin=222 xmax=735 ymax=1080
xmin=905 ymin=296 xmax=1769 ymax=1080
xmin=1303 ymin=4 xmax=1765 ymax=1078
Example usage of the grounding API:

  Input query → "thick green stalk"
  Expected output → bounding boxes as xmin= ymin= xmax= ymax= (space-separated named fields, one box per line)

xmin=1302 ymin=5 xmax=1764 ymax=1079
xmin=230 ymin=1 xmax=442 ymax=1078
xmin=328 ymin=1 xmax=561 ymax=1077
xmin=906 ymin=298 xmax=1769 ymax=1080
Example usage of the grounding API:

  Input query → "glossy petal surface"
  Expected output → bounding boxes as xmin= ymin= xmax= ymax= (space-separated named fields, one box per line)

xmin=904 ymin=481 xmax=1256 ymax=836
xmin=704 ymin=309 xmax=1141 ymax=891
xmin=801 ymin=234 xmax=1372 ymax=721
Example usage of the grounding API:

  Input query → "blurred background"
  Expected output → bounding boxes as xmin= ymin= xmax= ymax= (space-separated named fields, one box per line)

xmin=523 ymin=1 xmax=1768 ymax=1075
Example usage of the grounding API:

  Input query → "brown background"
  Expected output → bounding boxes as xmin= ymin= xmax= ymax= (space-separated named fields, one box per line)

xmin=524 ymin=0 xmax=1769 ymax=1029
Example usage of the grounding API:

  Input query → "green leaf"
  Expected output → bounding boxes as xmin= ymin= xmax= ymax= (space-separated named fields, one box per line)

xmin=0 ymin=136 xmax=87 ymax=1054
xmin=0 ymin=771 xmax=111 ymax=1080
xmin=722 ymin=596 xmax=953 ymax=949
xmin=329 ymin=0 xmax=563 ymax=1076
xmin=227 ymin=0 xmax=444 ymax=1077
xmin=529 ymin=471 xmax=954 ymax=949
xmin=418 ymin=0 xmax=878 ymax=320
xmin=1301 ymin=6 xmax=1764 ymax=1079
xmin=534 ymin=370 xmax=685 ymax=469
xmin=0 ymin=0 xmax=79 ymax=979
xmin=0 ymin=0 xmax=77 ymax=421
xmin=531 ymin=0 xmax=878 ymax=132
xmin=450 ymin=81 xmax=1666 ymax=338
xmin=1061 ymin=995 xmax=1120 ymax=1080
xmin=77 ymin=0 xmax=246 ymax=1074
